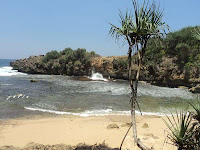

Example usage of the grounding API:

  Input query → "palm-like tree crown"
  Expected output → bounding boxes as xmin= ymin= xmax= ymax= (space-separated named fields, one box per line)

xmin=110 ymin=0 xmax=168 ymax=50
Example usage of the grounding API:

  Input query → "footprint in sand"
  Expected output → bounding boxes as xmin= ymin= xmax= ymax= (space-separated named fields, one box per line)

xmin=121 ymin=122 xmax=131 ymax=127
xmin=143 ymin=133 xmax=159 ymax=140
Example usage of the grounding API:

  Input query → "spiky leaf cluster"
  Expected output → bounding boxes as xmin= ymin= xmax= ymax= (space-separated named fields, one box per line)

xmin=109 ymin=0 xmax=168 ymax=53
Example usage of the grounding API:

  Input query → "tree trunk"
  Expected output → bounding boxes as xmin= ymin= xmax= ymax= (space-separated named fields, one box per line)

xmin=128 ymin=44 xmax=152 ymax=150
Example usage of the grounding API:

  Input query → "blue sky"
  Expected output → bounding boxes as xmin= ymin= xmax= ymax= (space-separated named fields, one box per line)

xmin=0 ymin=0 xmax=199 ymax=59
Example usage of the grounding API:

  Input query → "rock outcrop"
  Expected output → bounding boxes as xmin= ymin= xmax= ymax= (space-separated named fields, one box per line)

xmin=10 ymin=55 xmax=199 ymax=93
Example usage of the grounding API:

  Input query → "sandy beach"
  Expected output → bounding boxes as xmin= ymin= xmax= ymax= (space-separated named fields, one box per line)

xmin=0 ymin=115 xmax=176 ymax=150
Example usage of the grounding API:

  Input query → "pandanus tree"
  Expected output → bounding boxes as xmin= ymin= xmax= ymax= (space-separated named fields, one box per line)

xmin=109 ymin=0 xmax=168 ymax=149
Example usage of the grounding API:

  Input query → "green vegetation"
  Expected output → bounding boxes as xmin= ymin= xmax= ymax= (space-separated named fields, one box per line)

xmin=40 ymin=26 xmax=199 ymax=83
xmin=144 ymin=26 xmax=200 ymax=70
xmin=113 ymin=58 xmax=128 ymax=71
xmin=41 ymin=48 xmax=99 ymax=76
xmin=164 ymin=99 xmax=200 ymax=149
xmin=191 ymin=26 xmax=200 ymax=40
xmin=43 ymin=50 xmax=61 ymax=63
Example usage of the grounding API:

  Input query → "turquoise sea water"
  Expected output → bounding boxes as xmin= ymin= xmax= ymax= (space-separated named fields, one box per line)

xmin=0 ymin=59 xmax=197 ymax=119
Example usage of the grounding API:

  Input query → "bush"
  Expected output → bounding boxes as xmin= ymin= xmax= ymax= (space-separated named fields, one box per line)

xmin=73 ymin=48 xmax=86 ymax=62
xmin=164 ymin=99 xmax=200 ymax=149
xmin=60 ymin=47 xmax=73 ymax=55
xmin=175 ymin=43 xmax=190 ymax=68
xmin=40 ymin=47 xmax=99 ymax=76
xmin=143 ymin=26 xmax=200 ymax=72
xmin=91 ymin=51 xmax=96 ymax=55
xmin=43 ymin=50 xmax=61 ymax=63
xmin=113 ymin=58 xmax=128 ymax=70
xmin=58 ymin=57 xmax=66 ymax=64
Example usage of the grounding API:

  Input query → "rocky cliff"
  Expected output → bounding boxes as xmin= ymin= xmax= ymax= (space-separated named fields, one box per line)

xmin=10 ymin=55 xmax=200 ymax=93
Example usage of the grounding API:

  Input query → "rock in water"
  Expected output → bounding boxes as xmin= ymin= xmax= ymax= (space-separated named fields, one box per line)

xmin=30 ymin=79 xmax=38 ymax=82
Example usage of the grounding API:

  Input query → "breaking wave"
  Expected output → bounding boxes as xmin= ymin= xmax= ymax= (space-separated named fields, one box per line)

xmin=88 ymin=69 xmax=108 ymax=81
xmin=0 ymin=66 xmax=27 ymax=76
xmin=24 ymin=107 xmax=168 ymax=117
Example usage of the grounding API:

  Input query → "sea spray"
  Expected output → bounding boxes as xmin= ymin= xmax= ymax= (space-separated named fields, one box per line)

xmin=0 ymin=66 xmax=27 ymax=76
xmin=89 ymin=68 xmax=108 ymax=81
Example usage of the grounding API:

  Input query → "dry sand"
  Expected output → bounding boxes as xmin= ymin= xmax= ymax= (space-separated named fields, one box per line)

xmin=0 ymin=115 xmax=176 ymax=150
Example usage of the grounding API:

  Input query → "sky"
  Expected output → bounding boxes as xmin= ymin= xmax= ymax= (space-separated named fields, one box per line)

xmin=0 ymin=0 xmax=199 ymax=59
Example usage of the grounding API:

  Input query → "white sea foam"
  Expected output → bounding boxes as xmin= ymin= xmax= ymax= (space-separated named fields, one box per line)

xmin=89 ymin=73 xmax=108 ymax=81
xmin=135 ymin=110 xmax=167 ymax=116
xmin=54 ymin=75 xmax=194 ymax=99
xmin=24 ymin=107 xmax=130 ymax=116
xmin=88 ymin=69 xmax=108 ymax=81
xmin=24 ymin=107 xmax=168 ymax=117
xmin=0 ymin=84 xmax=13 ymax=86
xmin=25 ymin=107 xmax=76 ymax=115
xmin=0 ymin=66 xmax=27 ymax=76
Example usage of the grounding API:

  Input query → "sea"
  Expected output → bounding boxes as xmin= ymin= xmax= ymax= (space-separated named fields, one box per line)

xmin=0 ymin=59 xmax=197 ymax=120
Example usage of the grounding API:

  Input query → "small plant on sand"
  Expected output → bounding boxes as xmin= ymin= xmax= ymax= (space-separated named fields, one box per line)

xmin=164 ymin=98 xmax=200 ymax=150
xmin=189 ymin=100 xmax=200 ymax=148
xmin=164 ymin=112 xmax=194 ymax=149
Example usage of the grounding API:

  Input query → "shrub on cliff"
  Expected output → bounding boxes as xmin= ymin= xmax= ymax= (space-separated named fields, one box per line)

xmin=43 ymin=50 xmax=61 ymax=63
xmin=42 ymin=47 xmax=98 ymax=76
xmin=164 ymin=26 xmax=200 ymax=69
xmin=143 ymin=26 xmax=200 ymax=73
xmin=58 ymin=57 xmax=66 ymax=64
xmin=74 ymin=48 xmax=86 ymax=61
xmin=60 ymin=47 xmax=73 ymax=55
xmin=143 ymin=38 xmax=165 ymax=66
xmin=113 ymin=58 xmax=128 ymax=71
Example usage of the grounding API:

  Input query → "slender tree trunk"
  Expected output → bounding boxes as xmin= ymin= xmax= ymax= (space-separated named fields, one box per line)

xmin=128 ymin=43 xmax=151 ymax=150
xmin=128 ymin=45 xmax=138 ymax=142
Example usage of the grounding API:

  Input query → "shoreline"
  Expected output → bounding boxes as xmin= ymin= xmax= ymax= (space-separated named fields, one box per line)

xmin=0 ymin=114 xmax=174 ymax=150
xmin=10 ymin=55 xmax=200 ymax=94
xmin=24 ymin=107 xmax=171 ymax=117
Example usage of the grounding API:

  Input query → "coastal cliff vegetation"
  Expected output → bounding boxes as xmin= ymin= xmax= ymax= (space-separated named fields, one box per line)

xmin=40 ymin=48 xmax=99 ymax=76
xmin=11 ymin=26 xmax=200 ymax=92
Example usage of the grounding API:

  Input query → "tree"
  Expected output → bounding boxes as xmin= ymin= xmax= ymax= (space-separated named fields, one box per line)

xmin=192 ymin=26 xmax=200 ymax=40
xmin=109 ymin=0 xmax=168 ymax=149
xmin=60 ymin=47 xmax=73 ymax=55
xmin=176 ymin=43 xmax=190 ymax=67
xmin=43 ymin=50 xmax=61 ymax=63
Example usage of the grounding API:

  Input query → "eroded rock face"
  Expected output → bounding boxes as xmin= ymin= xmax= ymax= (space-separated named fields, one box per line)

xmin=189 ymin=84 xmax=200 ymax=93
xmin=10 ymin=55 xmax=199 ymax=92
xmin=10 ymin=56 xmax=47 ymax=74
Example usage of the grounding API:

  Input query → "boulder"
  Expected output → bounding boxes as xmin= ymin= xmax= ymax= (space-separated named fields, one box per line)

xmin=107 ymin=123 xmax=119 ymax=130
xmin=142 ymin=123 xmax=149 ymax=128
